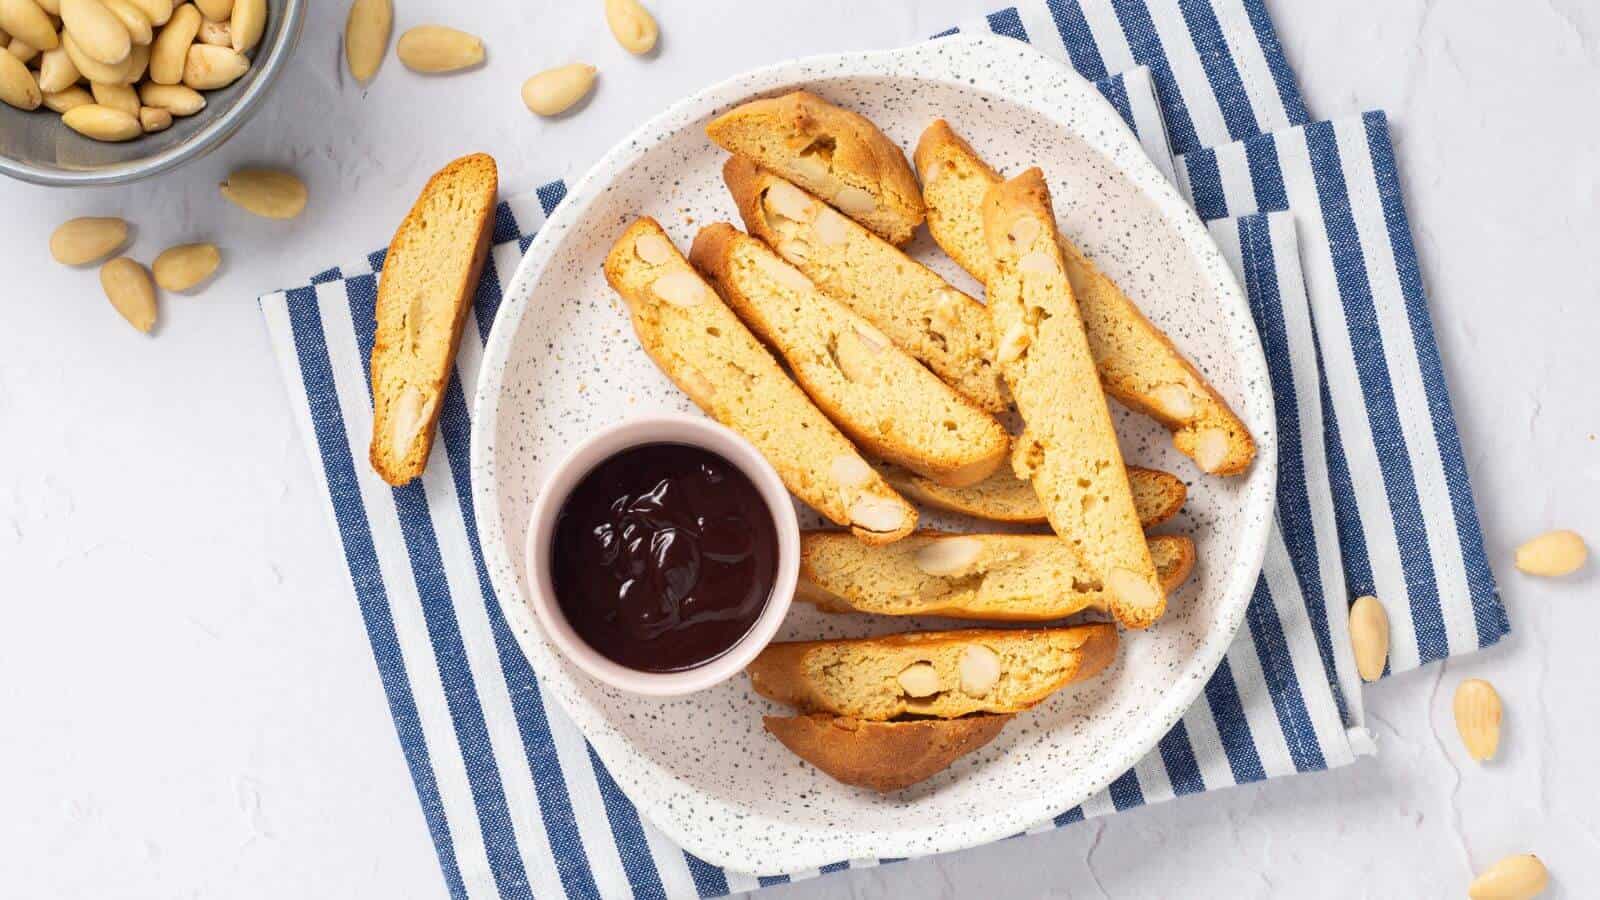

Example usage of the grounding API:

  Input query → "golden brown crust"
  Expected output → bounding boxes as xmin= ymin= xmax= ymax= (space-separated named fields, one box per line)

xmin=763 ymin=713 xmax=1012 ymax=792
xmin=369 ymin=152 xmax=498 ymax=486
xmin=916 ymin=120 xmax=1256 ymax=477
xmin=706 ymin=90 xmax=924 ymax=245
xmin=747 ymin=624 xmax=1118 ymax=720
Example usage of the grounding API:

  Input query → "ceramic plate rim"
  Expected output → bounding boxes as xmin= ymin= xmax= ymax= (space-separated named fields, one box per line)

xmin=471 ymin=34 xmax=1277 ymax=874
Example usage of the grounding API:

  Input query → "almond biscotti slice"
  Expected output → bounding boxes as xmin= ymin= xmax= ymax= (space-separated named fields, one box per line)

xmin=915 ymin=120 xmax=1256 ymax=476
xmin=723 ymin=157 xmax=1008 ymax=413
xmin=877 ymin=461 xmax=1187 ymax=528
xmin=983 ymin=169 xmax=1165 ymax=628
xmin=368 ymin=152 xmax=499 ymax=486
xmin=798 ymin=531 xmax=1196 ymax=621
xmin=690 ymin=223 xmax=1009 ymax=489
xmin=764 ymin=712 xmax=1012 ymax=793
xmin=706 ymin=90 xmax=925 ymax=245
xmin=603 ymin=218 xmax=915 ymax=544
xmin=747 ymin=624 xmax=1117 ymax=720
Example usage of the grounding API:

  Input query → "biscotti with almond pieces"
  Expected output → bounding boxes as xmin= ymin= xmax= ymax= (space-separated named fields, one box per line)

xmin=915 ymin=119 xmax=1256 ymax=477
xmin=764 ymin=712 xmax=1012 ymax=793
xmin=706 ymin=90 xmax=925 ymax=245
xmin=690 ymin=223 xmax=1010 ymax=489
xmin=983 ymin=169 xmax=1165 ymax=628
xmin=747 ymin=624 xmax=1117 ymax=720
xmin=369 ymin=152 xmax=499 ymax=486
xmin=876 ymin=461 xmax=1187 ymax=528
xmin=723 ymin=156 xmax=1008 ymax=413
xmin=603 ymin=218 xmax=916 ymax=544
xmin=798 ymin=531 xmax=1197 ymax=621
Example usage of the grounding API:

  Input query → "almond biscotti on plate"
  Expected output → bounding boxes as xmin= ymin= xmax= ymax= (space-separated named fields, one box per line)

xmin=915 ymin=119 xmax=1256 ymax=477
xmin=876 ymin=461 xmax=1187 ymax=528
xmin=603 ymin=217 xmax=916 ymax=544
xmin=982 ymin=169 xmax=1165 ymax=628
xmin=763 ymin=713 xmax=1012 ymax=793
xmin=706 ymin=90 xmax=925 ymax=245
xmin=723 ymin=156 xmax=1008 ymax=413
xmin=690 ymin=223 xmax=1010 ymax=489
xmin=797 ymin=531 xmax=1196 ymax=621
xmin=748 ymin=624 xmax=1117 ymax=720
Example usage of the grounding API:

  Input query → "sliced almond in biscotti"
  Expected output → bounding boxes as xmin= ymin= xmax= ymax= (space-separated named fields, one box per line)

xmin=983 ymin=169 xmax=1165 ymax=629
xmin=368 ymin=152 xmax=498 ymax=487
xmin=689 ymin=223 xmax=1009 ymax=489
xmin=604 ymin=218 xmax=916 ymax=544
xmin=876 ymin=461 xmax=1186 ymax=529
xmin=915 ymin=120 xmax=1256 ymax=477
xmin=706 ymin=90 xmax=924 ymax=245
xmin=747 ymin=624 xmax=1117 ymax=720
xmin=798 ymin=531 xmax=1196 ymax=621
xmin=763 ymin=712 xmax=1012 ymax=793
xmin=723 ymin=157 xmax=1008 ymax=413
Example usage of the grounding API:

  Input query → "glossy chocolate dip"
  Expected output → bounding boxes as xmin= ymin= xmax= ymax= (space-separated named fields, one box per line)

xmin=549 ymin=442 xmax=779 ymax=673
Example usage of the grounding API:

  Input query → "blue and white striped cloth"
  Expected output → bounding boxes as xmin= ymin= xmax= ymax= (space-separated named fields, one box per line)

xmin=258 ymin=1 xmax=1505 ymax=896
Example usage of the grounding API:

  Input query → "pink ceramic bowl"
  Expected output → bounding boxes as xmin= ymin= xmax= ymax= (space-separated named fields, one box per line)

xmin=523 ymin=414 xmax=799 ymax=697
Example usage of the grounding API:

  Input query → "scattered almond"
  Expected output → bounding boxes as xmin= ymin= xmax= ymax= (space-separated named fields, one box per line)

xmin=343 ymin=0 xmax=390 ymax=82
xmin=1453 ymin=678 xmax=1502 ymax=762
xmin=1513 ymin=529 xmax=1586 ymax=577
xmin=99 ymin=256 xmax=157 ymax=333
xmin=50 ymin=216 xmax=129 ymax=265
xmin=1468 ymin=854 xmax=1549 ymax=900
xmin=520 ymin=62 xmax=595 ymax=116
xmin=1349 ymin=594 xmax=1389 ymax=682
xmin=603 ymin=0 xmax=656 ymax=55
xmin=895 ymin=662 xmax=940 ymax=698
xmin=220 ymin=168 xmax=307 ymax=219
xmin=152 ymin=241 xmax=219 ymax=290
xmin=396 ymin=24 xmax=483 ymax=73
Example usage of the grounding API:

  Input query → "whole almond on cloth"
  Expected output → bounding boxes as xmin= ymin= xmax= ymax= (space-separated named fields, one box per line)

xmin=1452 ymin=678 xmax=1502 ymax=762
xmin=50 ymin=216 xmax=129 ymax=265
xmin=342 ymin=0 xmax=389 ymax=82
xmin=1468 ymin=853 xmax=1549 ymax=900
xmin=1348 ymin=594 xmax=1389 ymax=682
xmin=395 ymin=24 xmax=482 ymax=73
xmin=219 ymin=167 xmax=307 ymax=219
xmin=1513 ymin=529 xmax=1587 ymax=577
xmin=100 ymin=257 xmax=157 ymax=333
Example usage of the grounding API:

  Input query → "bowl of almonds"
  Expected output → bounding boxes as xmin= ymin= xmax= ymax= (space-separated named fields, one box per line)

xmin=0 ymin=0 xmax=305 ymax=186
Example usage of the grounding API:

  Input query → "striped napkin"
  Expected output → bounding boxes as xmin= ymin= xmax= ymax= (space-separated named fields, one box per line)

xmin=258 ymin=1 xmax=1505 ymax=896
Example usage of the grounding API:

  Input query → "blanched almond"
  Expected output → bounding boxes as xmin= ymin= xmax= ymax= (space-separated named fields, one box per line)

xmin=520 ymin=62 xmax=594 ymax=116
xmin=811 ymin=207 xmax=850 ymax=246
xmin=120 ymin=42 xmax=148 ymax=82
xmin=147 ymin=2 xmax=198 ymax=84
xmin=1192 ymin=427 xmax=1232 ymax=473
xmin=7 ymin=36 xmax=38 ymax=62
xmin=190 ymin=0 xmax=225 ymax=19
xmin=754 ymin=251 xmax=810 ymax=293
xmin=343 ymin=0 xmax=390 ymax=82
xmin=763 ymin=180 xmax=815 ymax=223
xmin=42 ymin=85 xmax=93 ymax=111
xmin=100 ymin=257 xmax=157 ymax=333
xmin=124 ymin=0 xmax=170 ymax=25
xmin=50 ymin=216 xmax=128 ymax=265
xmin=775 ymin=238 xmax=810 ymax=263
xmin=0 ymin=42 xmax=39 ymax=108
xmin=388 ymin=384 xmax=434 ymax=461
xmin=649 ymin=270 xmax=706 ymax=307
xmin=1468 ymin=853 xmax=1549 ymax=900
xmin=1106 ymin=568 xmax=1159 ymax=615
xmin=219 ymin=168 xmax=307 ymax=219
xmin=958 ymin=645 xmax=1002 ymax=697
xmin=832 ymin=185 xmax=875 ymax=218
xmin=1149 ymin=383 xmax=1196 ymax=421
xmin=603 ymin=0 xmax=656 ymax=55
xmin=0 ymin=0 xmax=60 ymax=50
xmin=62 ymin=102 xmax=141 ymax=140
xmin=1349 ymin=594 xmax=1389 ymax=682
xmin=828 ymin=454 xmax=872 ymax=490
xmin=914 ymin=536 xmax=983 ymax=577
xmin=181 ymin=42 xmax=245 ymax=89
xmin=91 ymin=79 xmax=139 ymax=115
xmin=226 ymin=0 xmax=259 ymax=51
xmin=1453 ymin=678 xmax=1502 ymax=762
xmin=396 ymin=24 xmax=482 ymax=73
xmin=1018 ymin=249 xmax=1055 ymax=274
xmin=632 ymin=232 xmax=673 ymax=266
xmin=137 ymin=80 xmax=202 ymax=113
xmin=61 ymin=0 xmax=132 ymax=64
xmin=848 ymin=496 xmax=907 ymax=534
xmin=895 ymin=662 xmax=940 ymax=698
xmin=62 ymin=30 xmax=132 ymax=82
xmin=138 ymin=104 xmax=170 ymax=131
xmin=102 ymin=0 xmax=152 ymax=44
xmin=1006 ymin=216 xmax=1040 ymax=245
xmin=194 ymin=14 xmax=226 ymax=45
xmin=1514 ymin=529 xmax=1586 ymax=577
xmin=152 ymin=242 xmax=220 ymax=290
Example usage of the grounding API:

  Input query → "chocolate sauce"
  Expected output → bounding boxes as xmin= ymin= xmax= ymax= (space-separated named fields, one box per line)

xmin=550 ymin=442 xmax=778 ymax=673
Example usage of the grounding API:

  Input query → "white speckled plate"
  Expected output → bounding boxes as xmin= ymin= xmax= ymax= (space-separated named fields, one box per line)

xmin=471 ymin=35 xmax=1276 ymax=875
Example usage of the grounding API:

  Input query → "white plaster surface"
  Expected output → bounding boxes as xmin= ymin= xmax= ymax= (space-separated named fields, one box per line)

xmin=1 ymin=1 xmax=1596 ymax=897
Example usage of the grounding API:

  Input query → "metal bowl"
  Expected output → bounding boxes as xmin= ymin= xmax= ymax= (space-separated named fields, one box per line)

xmin=0 ymin=0 xmax=306 ymax=187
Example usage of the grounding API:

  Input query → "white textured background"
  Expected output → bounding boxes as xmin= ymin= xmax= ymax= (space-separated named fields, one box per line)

xmin=2 ymin=1 xmax=1597 ymax=897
